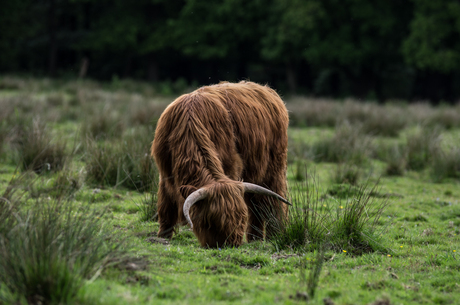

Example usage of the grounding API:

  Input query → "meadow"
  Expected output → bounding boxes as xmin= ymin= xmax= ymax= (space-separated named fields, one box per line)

xmin=0 ymin=76 xmax=459 ymax=305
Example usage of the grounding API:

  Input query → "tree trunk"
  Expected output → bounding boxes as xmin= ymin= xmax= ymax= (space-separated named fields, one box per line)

xmin=286 ymin=61 xmax=297 ymax=94
xmin=148 ymin=54 xmax=159 ymax=82
xmin=123 ymin=55 xmax=132 ymax=78
xmin=48 ymin=0 xmax=57 ymax=77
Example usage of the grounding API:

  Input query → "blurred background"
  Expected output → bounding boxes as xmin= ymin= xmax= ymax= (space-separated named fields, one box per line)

xmin=1 ymin=0 xmax=459 ymax=102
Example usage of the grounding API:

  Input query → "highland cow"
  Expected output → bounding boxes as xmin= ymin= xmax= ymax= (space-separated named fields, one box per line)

xmin=151 ymin=81 xmax=290 ymax=248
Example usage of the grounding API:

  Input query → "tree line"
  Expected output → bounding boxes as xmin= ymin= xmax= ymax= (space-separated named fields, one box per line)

xmin=1 ymin=0 xmax=460 ymax=102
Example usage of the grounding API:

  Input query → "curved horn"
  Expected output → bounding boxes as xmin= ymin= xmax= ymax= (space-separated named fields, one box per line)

xmin=183 ymin=188 xmax=208 ymax=229
xmin=243 ymin=183 xmax=292 ymax=206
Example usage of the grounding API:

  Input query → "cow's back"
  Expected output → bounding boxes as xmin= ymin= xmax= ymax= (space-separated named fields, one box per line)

xmin=200 ymin=81 xmax=289 ymax=184
xmin=152 ymin=81 xmax=288 ymax=189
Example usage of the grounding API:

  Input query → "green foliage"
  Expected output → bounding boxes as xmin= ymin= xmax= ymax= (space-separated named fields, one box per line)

xmin=2 ymin=1 xmax=460 ymax=101
xmin=403 ymin=0 xmax=460 ymax=72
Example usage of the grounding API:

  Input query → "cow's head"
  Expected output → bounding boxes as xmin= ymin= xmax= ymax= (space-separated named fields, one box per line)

xmin=181 ymin=181 xmax=291 ymax=248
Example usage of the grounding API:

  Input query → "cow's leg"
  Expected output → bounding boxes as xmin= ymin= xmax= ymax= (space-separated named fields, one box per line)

xmin=245 ymin=194 xmax=265 ymax=242
xmin=157 ymin=180 xmax=178 ymax=239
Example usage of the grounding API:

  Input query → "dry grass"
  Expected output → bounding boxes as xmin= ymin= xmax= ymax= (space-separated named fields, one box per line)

xmin=383 ymin=144 xmax=406 ymax=176
xmin=430 ymin=146 xmax=460 ymax=182
xmin=311 ymin=122 xmax=372 ymax=165
xmin=286 ymin=98 xmax=460 ymax=136
xmin=287 ymin=97 xmax=340 ymax=127
xmin=84 ymin=127 xmax=157 ymax=191
xmin=15 ymin=119 xmax=68 ymax=174
xmin=405 ymin=127 xmax=441 ymax=171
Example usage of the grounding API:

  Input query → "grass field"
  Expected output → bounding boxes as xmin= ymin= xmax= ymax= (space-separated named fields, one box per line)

xmin=0 ymin=77 xmax=459 ymax=305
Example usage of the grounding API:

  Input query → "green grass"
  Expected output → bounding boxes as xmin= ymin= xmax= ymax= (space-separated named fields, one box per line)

xmin=0 ymin=77 xmax=459 ymax=304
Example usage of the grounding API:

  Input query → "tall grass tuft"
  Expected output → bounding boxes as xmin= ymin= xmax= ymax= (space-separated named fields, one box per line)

xmin=331 ymin=163 xmax=361 ymax=185
xmin=405 ymin=127 xmax=441 ymax=171
xmin=311 ymin=122 xmax=372 ymax=165
xmin=81 ymin=108 xmax=125 ymax=140
xmin=137 ymin=189 xmax=159 ymax=222
xmin=288 ymin=136 xmax=313 ymax=164
xmin=85 ymin=127 xmax=158 ymax=191
xmin=0 ymin=196 xmax=124 ymax=304
xmin=267 ymin=172 xmax=389 ymax=254
xmin=383 ymin=144 xmax=406 ymax=176
xmin=287 ymin=98 xmax=339 ymax=127
xmin=360 ymin=105 xmax=407 ymax=137
xmin=266 ymin=173 xmax=331 ymax=251
xmin=16 ymin=119 xmax=67 ymax=174
xmin=0 ymin=121 xmax=8 ymax=159
xmin=427 ymin=106 xmax=460 ymax=129
xmin=84 ymin=138 xmax=122 ymax=187
xmin=299 ymin=246 xmax=325 ymax=300
xmin=332 ymin=182 xmax=389 ymax=254
xmin=51 ymin=167 xmax=83 ymax=198
xmin=430 ymin=146 xmax=460 ymax=182
xmin=0 ymin=198 xmax=15 ymax=238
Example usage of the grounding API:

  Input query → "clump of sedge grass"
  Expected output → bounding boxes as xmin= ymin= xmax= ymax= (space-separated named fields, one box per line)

xmin=287 ymin=98 xmax=339 ymax=127
xmin=311 ymin=122 xmax=372 ymax=165
xmin=0 ymin=195 xmax=124 ymax=304
xmin=137 ymin=189 xmax=159 ymax=222
xmin=427 ymin=106 xmax=460 ymax=129
xmin=405 ymin=126 xmax=441 ymax=171
xmin=0 ymin=76 xmax=26 ymax=90
xmin=84 ymin=138 xmax=122 ymax=187
xmin=430 ymin=146 xmax=460 ymax=182
xmin=360 ymin=105 xmax=407 ymax=137
xmin=81 ymin=107 xmax=125 ymax=140
xmin=129 ymin=103 xmax=165 ymax=127
xmin=46 ymin=93 xmax=66 ymax=107
xmin=293 ymin=160 xmax=309 ymax=181
xmin=16 ymin=119 xmax=67 ymax=174
xmin=384 ymin=144 xmax=406 ymax=176
xmin=288 ymin=136 xmax=313 ymax=164
xmin=50 ymin=167 xmax=83 ymax=198
xmin=120 ymin=127 xmax=158 ymax=192
xmin=326 ymin=184 xmax=361 ymax=199
xmin=331 ymin=182 xmax=389 ymax=255
xmin=0 ymin=121 xmax=9 ymax=159
xmin=266 ymin=173 xmax=331 ymax=251
xmin=299 ymin=246 xmax=325 ymax=300
xmin=268 ymin=172 xmax=389 ymax=255
xmin=331 ymin=163 xmax=361 ymax=185
xmin=85 ymin=128 xmax=158 ymax=191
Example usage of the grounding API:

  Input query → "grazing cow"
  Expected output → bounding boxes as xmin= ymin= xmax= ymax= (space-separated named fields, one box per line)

xmin=151 ymin=81 xmax=290 ymax=248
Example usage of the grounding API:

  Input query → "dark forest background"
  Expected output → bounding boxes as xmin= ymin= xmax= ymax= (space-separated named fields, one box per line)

xmin=1 ymin=0 xmax=460 ymax=102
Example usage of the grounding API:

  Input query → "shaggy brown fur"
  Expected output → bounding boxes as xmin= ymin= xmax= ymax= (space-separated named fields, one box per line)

xmin=151 ymin=81 xmax=289 ymax=247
